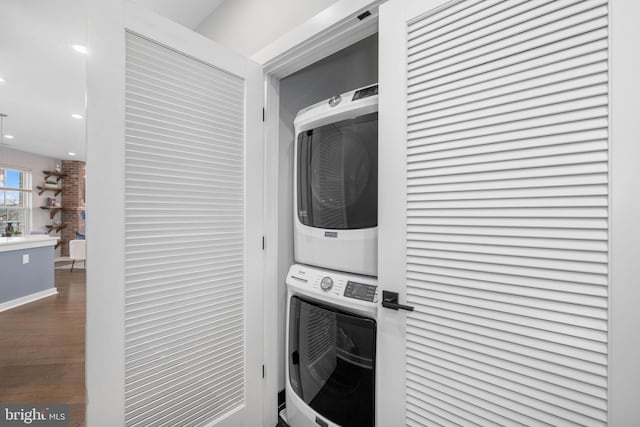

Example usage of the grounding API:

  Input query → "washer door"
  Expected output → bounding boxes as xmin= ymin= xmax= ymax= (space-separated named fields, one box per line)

xmin=289 ymin=296 xmax=376 ymax=427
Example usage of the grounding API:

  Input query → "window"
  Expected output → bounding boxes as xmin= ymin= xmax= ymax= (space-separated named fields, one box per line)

xmin=0 ymin=166 xmax=31 ymax=236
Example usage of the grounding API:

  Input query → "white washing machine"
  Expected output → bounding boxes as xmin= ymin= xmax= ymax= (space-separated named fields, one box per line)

xmin=285 ymin=263 xmax=378 ymax=427
xmin=294 ymin=84 xmax=378 ymax=277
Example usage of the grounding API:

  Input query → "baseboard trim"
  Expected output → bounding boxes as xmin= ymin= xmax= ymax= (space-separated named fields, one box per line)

xmin=0 ymin=288 xmax=58 ymax=312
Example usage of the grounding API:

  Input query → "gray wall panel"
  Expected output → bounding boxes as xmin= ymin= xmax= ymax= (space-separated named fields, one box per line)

xmin=0 ymin=245 xmax=55 ymax=304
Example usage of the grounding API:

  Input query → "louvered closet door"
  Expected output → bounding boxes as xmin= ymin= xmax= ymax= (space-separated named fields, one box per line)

xmin=379 ymin=0 xmax=609 ymax=426
xmin=124 ymin=30 xmax=263 ymax=427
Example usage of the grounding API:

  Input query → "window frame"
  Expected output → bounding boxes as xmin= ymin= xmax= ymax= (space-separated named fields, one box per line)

xmin=0 ymin=164 xmax=32 ymax=236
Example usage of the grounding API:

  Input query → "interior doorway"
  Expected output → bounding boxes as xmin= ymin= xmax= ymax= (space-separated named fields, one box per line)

xmin=0 ymin=0 xmax=88 ymax=425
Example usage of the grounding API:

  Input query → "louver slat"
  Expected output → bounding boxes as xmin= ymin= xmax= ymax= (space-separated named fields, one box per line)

xmin=404 ymin=1 xmax=609 ymax=426
xmin=124 ymin=33 xmax=246 ymax=426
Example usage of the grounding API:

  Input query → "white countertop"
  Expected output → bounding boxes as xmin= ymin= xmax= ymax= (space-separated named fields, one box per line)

xmin=0 ymin=235 xmax=59 ymax=253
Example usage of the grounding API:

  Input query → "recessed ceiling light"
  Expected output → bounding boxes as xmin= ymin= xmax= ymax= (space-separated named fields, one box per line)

xmin=71 ymin=113 xmax=83 ymax=119
xmin=72 ymin=44 xmax=88 ymax=55
xmin=68 ymin=152 xmax=76 ymax=156
xmin=4 ymin=134 xmax=15 ymax=139
xmin=0 ymin=77 xmax=5 ymax=83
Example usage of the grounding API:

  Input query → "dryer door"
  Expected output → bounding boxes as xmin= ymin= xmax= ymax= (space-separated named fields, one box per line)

xmin=289 ymin=296 xmax=376 ymax=427
xmin=297 ymin=112 xmax=378 ymax=230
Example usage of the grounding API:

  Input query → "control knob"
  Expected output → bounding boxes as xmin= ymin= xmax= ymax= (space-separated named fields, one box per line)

xmin=320 ymin=276 xmax=333 ymax=291
xmin=328 ymin=95 xmax=342 ymax=107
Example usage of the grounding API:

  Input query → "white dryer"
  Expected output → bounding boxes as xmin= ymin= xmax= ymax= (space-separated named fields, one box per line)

xmin=294 ymin=84 xmax=378 ymax=277
xmin=285 ymin=263 xmax=378 ymax=427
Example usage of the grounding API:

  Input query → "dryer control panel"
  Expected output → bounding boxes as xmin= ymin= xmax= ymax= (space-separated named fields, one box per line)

xmin=344 ymin=281 xmax=377 ymax=302
xmin=352 ymin=84 xmax=378 ymax=101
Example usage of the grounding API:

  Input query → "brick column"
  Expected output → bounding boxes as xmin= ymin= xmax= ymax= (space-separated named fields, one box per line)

xmin=61 ymin=160 xmax=86 ymax=256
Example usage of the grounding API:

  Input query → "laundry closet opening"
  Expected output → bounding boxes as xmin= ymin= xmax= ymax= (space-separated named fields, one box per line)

xmin=275 ymin=32 xmax=379 ymax=406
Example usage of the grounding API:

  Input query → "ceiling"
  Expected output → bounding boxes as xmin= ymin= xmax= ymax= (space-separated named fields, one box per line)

xmin=132 ymin=0 xmax=226 ymax=29
xmin=0 ymin=0 xmax=226 ymax=162
xmin=0 ymin=0 xmax=87 ymax=161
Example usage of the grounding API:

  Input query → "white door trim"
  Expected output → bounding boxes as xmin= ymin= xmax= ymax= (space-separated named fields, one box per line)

xmin=376 ymin=1 xmax=414 ymax=424
xmin=86 ymin=0 xmax=127 ymax=424
xmin=261 ymin=73 xmax=281 ymax=427
xmin=609 ymin=1 xmax=640 ymax=424
xmin=251 ymin=0 xmax=384 ymax=79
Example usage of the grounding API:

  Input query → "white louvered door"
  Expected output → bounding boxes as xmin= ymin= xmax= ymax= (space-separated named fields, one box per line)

xmin=378 ymin=1 xmax=609 ymax=426
xmin=123 ymin=6 xmax=264 ymax=427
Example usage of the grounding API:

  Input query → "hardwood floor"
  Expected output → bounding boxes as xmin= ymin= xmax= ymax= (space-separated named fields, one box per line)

xmin=0 ymin=270 xmax=86 ymax=426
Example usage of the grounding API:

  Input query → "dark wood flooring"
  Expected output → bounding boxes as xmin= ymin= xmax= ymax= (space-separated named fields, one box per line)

xmin=0 ymin=270 xmax=86 ymax=426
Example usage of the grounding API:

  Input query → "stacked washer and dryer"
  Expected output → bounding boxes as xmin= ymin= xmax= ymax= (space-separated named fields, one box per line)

xmin=286 ymin=84 xmax=380 ymax=427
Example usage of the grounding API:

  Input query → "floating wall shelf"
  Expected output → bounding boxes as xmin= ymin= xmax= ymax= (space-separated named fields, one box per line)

xmin=45 ymin=224 xmax=67 ymax=234
xmin=40 ymin=206 xmax=63 ymax=219
xmin=42 ymin=170 xmax=67 ymax=181
xmin=36 ymin=185 xmax=63 ymax=196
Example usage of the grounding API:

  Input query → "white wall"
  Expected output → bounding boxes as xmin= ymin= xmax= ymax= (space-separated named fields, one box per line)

xmin=2 ymin=147 xmax=61 ymax=241
xmin=276 ymin=34 xmax=378 ymax=391
xmin=196 ymin=0 xmax=338 ymax=57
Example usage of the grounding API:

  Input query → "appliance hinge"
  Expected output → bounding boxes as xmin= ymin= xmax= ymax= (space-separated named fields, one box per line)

xmin=262 ymin=108 xmax=265 ymax=122
xmin=262 ymin=365 xmax=265 ymax=379
xmin=262 ymin=236 xmax=265 ymax=250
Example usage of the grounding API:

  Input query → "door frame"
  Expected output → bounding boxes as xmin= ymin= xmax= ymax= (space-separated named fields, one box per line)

xmin=86 ymin=0 xmax=127 ymax=424
xmin=250 ymin=0 xmax=385 ymax=424
xmin=609 ymin=1 xmax=640 ymax=424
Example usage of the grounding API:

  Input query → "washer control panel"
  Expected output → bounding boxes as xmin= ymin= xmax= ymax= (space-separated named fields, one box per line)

xmin=344 ymin=281 xmax=377 ymax=302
